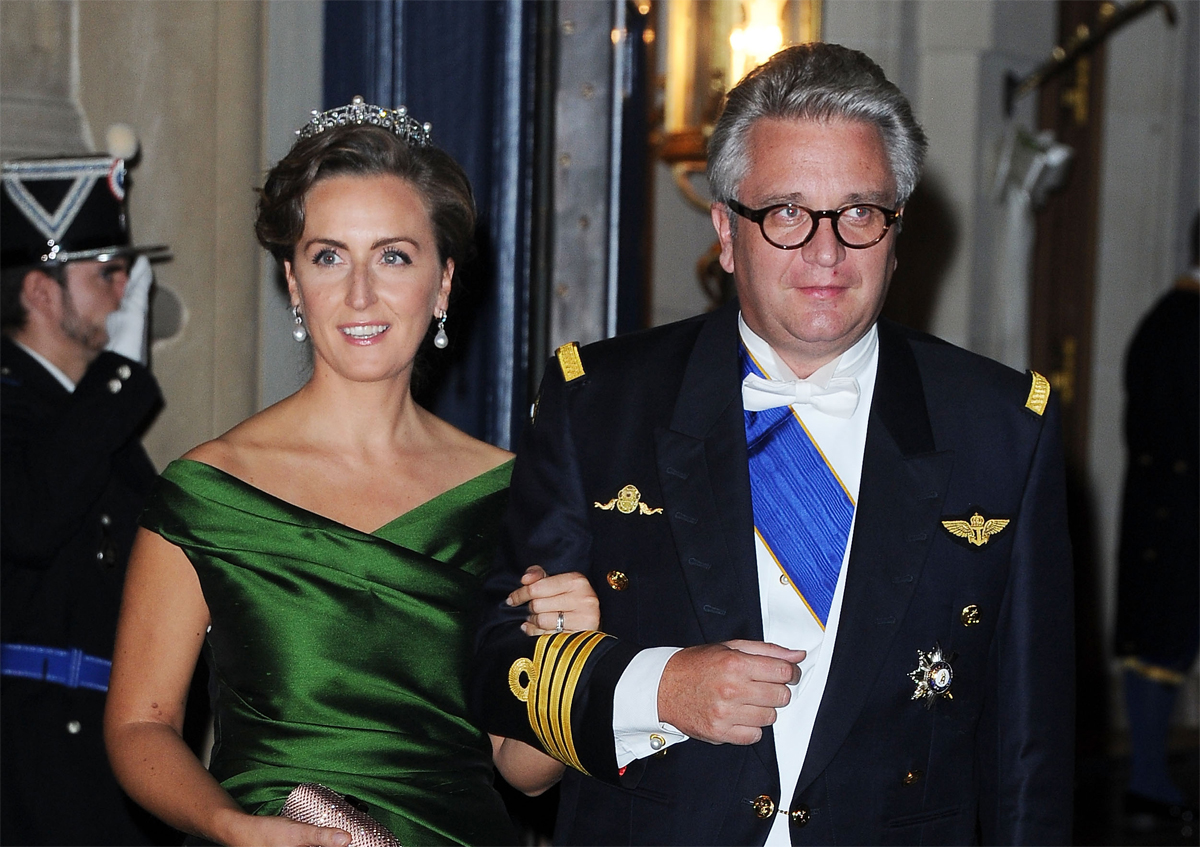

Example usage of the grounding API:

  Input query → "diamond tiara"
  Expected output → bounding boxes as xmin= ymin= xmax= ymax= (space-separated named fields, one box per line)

xmin=296 ymin=95 xmax=432 ymax=147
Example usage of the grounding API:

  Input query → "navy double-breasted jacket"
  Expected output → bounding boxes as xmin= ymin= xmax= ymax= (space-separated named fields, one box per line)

xmin=472 ymin=302 xmax=1074 ymax=845
xmin=1 ymin=335 xmax=167 ymax=845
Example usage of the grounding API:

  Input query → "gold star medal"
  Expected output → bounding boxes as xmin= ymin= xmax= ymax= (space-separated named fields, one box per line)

xmin=909 ymin=643 xmax=955 ymax=708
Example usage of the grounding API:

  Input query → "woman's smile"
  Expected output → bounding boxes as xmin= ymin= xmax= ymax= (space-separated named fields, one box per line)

xmin=340 ymin=323 xmax=391 ymax=343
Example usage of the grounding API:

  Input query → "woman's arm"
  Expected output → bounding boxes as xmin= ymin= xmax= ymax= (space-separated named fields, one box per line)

xmin=488 ymin=566 xmax=602 ymax=795
xmin=104 ymin=528 xmax=350 ymax=847
xmin=489 ymin=735 xmax=567 ymax=796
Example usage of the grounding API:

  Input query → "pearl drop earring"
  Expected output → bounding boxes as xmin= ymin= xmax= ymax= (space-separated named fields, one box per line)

xmin=292 ymin=306 xmax=307 ymax=343
xmin=433 ymin=310 xmax=449 ymax=349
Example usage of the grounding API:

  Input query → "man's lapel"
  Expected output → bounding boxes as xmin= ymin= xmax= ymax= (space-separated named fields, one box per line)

xmin=653 ymin=302 xmax=781 ymax=780
xmin=794 ymin=320 xmax=954 ymax=795
xmin=653 ymin=302 xmax=763 ymax=645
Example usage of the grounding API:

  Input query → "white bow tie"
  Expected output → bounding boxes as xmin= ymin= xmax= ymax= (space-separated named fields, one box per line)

xmin=741 ymin=373 xmax=860 ymax=418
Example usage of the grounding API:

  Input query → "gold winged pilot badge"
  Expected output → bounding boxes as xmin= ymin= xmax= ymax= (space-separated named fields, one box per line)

xmin=594 ymin=485 xmax=663 ymax=516
xmin=941 ymin=512 xmax=1010 ymax=547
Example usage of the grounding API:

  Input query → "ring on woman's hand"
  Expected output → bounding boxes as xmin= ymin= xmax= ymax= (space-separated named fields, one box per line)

xmin=555 ymin=612 xmax=565 ymax=633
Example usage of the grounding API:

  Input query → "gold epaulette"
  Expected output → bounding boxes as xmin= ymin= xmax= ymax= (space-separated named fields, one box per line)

xmin=508 ymin=631 xmax=610 ymax=774
xmin=555 ymin=342 xmax=585 ymax=382
xmin=1025 ymin=371 xmax=1050 ymax=416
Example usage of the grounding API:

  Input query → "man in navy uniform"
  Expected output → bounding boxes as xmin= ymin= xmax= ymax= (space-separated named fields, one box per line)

xmin=0 ymin=155 xmax=171 ymax=845
xmin=473 ymin=42 xmax=1074 ymax=845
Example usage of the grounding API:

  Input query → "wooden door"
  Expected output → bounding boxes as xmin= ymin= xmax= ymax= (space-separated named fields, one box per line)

xmin=1029 ymin=0 xmax=1108 ymax=782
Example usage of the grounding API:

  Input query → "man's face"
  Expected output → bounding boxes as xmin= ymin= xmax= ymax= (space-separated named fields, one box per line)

xmin=712 ymin=116 xmax=901 ymax=377
xmin=59 ymin=258 xmax=129 ymax=357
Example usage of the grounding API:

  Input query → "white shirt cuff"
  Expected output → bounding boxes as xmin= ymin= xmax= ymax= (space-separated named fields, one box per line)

xmin=612 ymin=646 xmax=688 ymax=768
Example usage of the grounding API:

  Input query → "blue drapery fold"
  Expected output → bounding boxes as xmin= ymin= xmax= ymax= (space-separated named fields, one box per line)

xmin=324 ymin=0 xmax=534 ymax=449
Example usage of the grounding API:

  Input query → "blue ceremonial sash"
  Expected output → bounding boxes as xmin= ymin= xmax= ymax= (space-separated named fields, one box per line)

xmin=741 ymin=345 xmax=854 ymax=627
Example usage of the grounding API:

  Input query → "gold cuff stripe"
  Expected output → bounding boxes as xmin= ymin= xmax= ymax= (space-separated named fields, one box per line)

xmin=1025 ymin=371 xmax=1051 ymax=416
xmin=1121 ymin=656 xmax=1186 ymax=686
xmin=556 ymin=342 xmax=586 ymax=382
xmin=535 ymin=634 xmax=572 ymax=764
xmin=507 ymin=631 xmax=609 ymax=775
xmin=558 ymin=632 xmax=606 ymax=772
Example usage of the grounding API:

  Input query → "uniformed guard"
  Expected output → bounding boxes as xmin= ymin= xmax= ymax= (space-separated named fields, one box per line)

xmin=0 ymin=153 xmax=172 ymax=845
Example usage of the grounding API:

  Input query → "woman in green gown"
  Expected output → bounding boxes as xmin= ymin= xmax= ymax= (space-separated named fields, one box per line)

xmin=104 ymin=101 xmax=599 ymax=847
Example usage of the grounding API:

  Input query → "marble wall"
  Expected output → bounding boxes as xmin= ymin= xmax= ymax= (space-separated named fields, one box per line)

xmin=1 ymin=0 xmax=265 ymax=468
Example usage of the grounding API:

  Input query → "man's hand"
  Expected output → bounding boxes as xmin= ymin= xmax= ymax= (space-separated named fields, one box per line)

xmin=657 ymin=640 xmax=805 ymax=745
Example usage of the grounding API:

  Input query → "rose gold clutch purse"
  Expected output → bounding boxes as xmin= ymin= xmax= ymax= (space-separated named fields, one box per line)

xmin=279 ymin=783 xmax=401 ymax=847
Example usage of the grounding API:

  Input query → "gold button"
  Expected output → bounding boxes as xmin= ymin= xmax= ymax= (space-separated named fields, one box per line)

xmin=789 ymin=804 xmax=810 ymax=826
xmin=902 ymin=769 xmax=923 ymax=785
xmin=606 ymin=570 xmax=629 ymax=591
xmin=649 ymin=733 xmax=665 ymax=750
xmin=752 ymin=795 xmax=775 ymax=819
xmin=961 ymin=604 xmax=980 ymax=626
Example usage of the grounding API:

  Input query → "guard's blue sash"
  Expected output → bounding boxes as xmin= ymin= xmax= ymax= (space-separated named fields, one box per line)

xmin=741 ymin=345 xmax=854 ymax=627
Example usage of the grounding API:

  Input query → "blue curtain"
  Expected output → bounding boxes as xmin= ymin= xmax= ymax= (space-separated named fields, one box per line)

xmin=323 ymin=0 xmax=651 ymax=448
xmin=323 ymin=0 xmax=537 ymax=449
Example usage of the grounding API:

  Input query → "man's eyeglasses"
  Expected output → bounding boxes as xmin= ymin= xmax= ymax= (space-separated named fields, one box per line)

xmin=725 ymin=199 xmax=901 ymax=250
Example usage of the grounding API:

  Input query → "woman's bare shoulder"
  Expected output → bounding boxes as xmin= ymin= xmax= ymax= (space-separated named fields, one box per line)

xmin=181 ymin=400 xmax=297 ymax=478
xmin=430 ymin=415 xmax=513 ymax=476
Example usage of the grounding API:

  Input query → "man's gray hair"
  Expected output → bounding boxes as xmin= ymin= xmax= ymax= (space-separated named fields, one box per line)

xmin=708 ymin=42 xmax=928 ymax=208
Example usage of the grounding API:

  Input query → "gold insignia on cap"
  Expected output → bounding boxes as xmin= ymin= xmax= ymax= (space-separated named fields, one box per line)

xmin=594 ymin=484 xmax=663 ymax=515
xmin=556 ymin=342 xmax=585 ymax=382
xmin=1025 ymin=371 xmax=1050 ymax=415
xmin=942 ymin=512 xmax=1010 ymax=547
xmin=507 ymin=631 xmax=610 ymax=775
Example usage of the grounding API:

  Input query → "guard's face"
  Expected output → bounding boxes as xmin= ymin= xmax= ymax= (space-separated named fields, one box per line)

xmin=60 ymin=258 xmax=129 ymax=357
xmin=285 ymin=173 xmax=452 ymax=386
xmin=713 ymin=117 xmax=900 ymax=377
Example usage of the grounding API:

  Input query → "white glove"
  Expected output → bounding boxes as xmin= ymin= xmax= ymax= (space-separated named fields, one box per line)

xmin=105 ymin=254 xmax=152 ymax=364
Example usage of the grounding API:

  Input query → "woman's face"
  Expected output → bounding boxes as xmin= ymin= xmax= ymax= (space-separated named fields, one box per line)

xmin=285 ymin=173 xmax=451 ymax=386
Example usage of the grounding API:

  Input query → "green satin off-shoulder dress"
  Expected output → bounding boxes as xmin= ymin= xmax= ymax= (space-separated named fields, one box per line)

xmin=139 ymin=458 xmax=518 ymax=846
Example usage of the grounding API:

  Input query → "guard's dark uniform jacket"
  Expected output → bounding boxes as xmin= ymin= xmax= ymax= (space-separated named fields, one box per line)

xmin=1114 ymin=285 xmax=1199 ymax=668
xmin=471 ymin=302 xmax=1075 ymax=845
xmin=1 ymin=335 xmax=169 ymax=846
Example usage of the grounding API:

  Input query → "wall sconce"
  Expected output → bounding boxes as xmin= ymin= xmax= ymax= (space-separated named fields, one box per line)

xmin=655 ymin=0 xmax=821 ymax=308
xmin=658 ymin=0 xmax=821 ymax=208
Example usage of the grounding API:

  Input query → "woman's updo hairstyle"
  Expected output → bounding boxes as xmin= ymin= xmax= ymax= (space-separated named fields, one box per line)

xmin=255 ymin=122 xmax=476 ymax=271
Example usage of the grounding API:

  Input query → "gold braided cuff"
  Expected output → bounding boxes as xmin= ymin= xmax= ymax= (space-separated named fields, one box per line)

xmin=508 ymin=631 xmax=610 ymax=774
